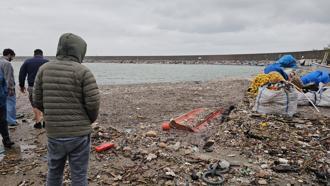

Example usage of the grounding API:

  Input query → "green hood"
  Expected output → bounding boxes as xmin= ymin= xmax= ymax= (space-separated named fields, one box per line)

xmin=56 ymin=33 xmax=87 ymax=63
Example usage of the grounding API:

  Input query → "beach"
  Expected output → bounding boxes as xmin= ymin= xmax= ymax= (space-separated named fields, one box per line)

xmin=0 ymin=78 xmax=329 ymax=185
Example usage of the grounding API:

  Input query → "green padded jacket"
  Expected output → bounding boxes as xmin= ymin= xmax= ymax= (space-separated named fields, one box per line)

xmin=33 ymin=33 xmax=100 ymax=138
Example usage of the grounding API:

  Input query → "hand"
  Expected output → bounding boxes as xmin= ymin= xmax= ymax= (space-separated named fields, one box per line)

xmin=20 ymin=86 xmax=26 ymax=93
xmin=8 ymin=89 xmax=15 ymax=96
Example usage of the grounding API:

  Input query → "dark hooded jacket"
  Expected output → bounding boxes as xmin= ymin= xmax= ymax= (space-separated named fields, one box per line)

xmin=33 ymin=33 xmax=100 ymax=138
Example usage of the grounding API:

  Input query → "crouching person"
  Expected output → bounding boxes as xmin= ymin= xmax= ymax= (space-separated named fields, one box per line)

xmin=33 ymin=33 xmax=100 ymax=186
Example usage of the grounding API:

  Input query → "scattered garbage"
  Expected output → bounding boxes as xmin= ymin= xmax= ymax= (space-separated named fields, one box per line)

xmin=95 ymin=143 xmax=116 ymax=152
xmin=2 ymin=74 xmax=329 ymax=185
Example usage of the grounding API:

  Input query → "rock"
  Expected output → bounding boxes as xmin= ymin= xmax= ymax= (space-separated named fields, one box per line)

xmin=278 ymin=158 xmax=289 ymax=165
xmin=159 ymin=142 xmax=167 ymax=148
xmin=113 ymin=175 xmax=122 ymax=181
xmin=170 ymin=142 xmax=181 ymax=151
xmin=191 ymin=171 xmax=199 ymax=180
xmin=184 ymin=149 xmax=193 ymax=155
xmin=234 ymin=177 xmax=251 ymax=184
xmin=296 ymin=119 xmax=305 ymax=124
xmin=219 ymin=160 xmax=230 ymax=169
xmin=91 ymin=122 xmax=99 ymax=130
xmin=203 ymin=139 xmax=215 ymax=149
xmin=140 ymin=149 xmax=148 ymax=155
xmin=191 ymin=146 xmax=199 ymax=153
xmin=164 ymin=180 xmax=173 ymax=186
xmin=306 ymin=121 xmax=313 ymax=125
xmin=146 ymin=131 xmax=157 ymax=137
xmin=123 ymin=146 xmax=132 ymax=152
xmin=256 ymin=170 xmax=270 ymax=178
xmin=258 ymin=179 xmax=268 ymax=185
xmin=194 ymin=153 xmax=213 ymax=162
xmin=146 ymin=153 xmax=157 ymax=161
xmin=164 ymin=168 xmax=176 ymax=177
xmin=260 ymin=164 xmax=268 ymax=169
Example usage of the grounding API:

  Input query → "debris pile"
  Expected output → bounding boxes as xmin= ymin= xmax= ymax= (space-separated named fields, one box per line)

xmin=88 ymin=93 xmax=329 ymax=185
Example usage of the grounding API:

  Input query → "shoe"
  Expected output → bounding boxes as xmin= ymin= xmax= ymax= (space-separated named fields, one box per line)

xmin=8 ymin=122 xmax=18 ymax=126
xmin=16 ymin=113 xmax=25 ymax=119
xmin=34 ymin=122 xmax=42 ymax=129
xmin=2 ymin=138 xmax=14 ymax=148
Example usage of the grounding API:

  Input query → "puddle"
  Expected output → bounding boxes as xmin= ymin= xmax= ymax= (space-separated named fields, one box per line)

xmin=20 ymin=144 xmax=37 ymax=159
xmin=20 ymin=144 xmax=37 ymax=152
xmin=0 ymin=143 xmax=37 ymax=162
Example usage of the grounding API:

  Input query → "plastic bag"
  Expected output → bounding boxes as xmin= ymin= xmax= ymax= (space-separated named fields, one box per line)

xmin=253 ymin=84 xmax=298 ymax=117
xmin=316 ymin=87 xmax=330 ymax=107
xmin=297 ymin=91 xmax=316 ymax=106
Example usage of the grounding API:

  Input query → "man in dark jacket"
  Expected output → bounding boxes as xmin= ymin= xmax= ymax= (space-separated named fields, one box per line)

xmin=19 ymin=49 xmax=48 ymax=129
xmin=33 ymin=33 xmax=100 ymax=186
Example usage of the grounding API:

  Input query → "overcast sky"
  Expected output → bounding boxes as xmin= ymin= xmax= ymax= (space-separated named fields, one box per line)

xmin=0 ymin=0 xmax=329 ymax=56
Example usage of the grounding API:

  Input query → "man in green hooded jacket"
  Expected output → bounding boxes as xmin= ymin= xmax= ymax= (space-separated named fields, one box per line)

xmin=33 ymin=33 xmax=100 ymax=186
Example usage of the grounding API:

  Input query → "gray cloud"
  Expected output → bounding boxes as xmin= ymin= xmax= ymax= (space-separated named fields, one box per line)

xmin=0 ymin=0 xmax=329 ymax=56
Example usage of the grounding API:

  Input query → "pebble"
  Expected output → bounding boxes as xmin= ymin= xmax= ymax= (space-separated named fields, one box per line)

xmin=146 ymin=153 xmax=157 ymax=161
xmin=219 ymin=160 xmax=230 ymax=169
xmin=123 ymin=146 xmax=132 ymax=152
xmin=164 ymin=168 xmax=176 ymax=177
xmin=306 ymin=121 xmax=313 ymax=125
xmin=158 ymin=142 xmax=167 ymax=148
xmin=260 ymin=164 xmax=268 ymax=169
xmin=191 ymin=171 xmax=199 ymax=180
xmin=113 ymin=175 xmax=122 ymax=181
xmin=164 ymin=180 xmax=173 ymax=186
xmin=184 ymin=149 xmax=193 ymax=155
xmin=256 ymin=170 xmax=270 ymax=178
xmin=171 ymin=142 xmax=181 ymax=151
xmin=145 ymin=131 xmax=157 ymax=137
xmin=278 ymin=158 xmax=289 ymax=165
xmin=258 ymin=179 xmax=268 ymax=185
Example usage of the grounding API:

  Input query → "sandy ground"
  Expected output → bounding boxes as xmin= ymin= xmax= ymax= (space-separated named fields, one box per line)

xmin=0 ymin=79 xmax=329 ymax=185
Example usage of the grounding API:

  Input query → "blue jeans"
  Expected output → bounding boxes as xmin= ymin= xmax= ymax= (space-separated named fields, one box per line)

xmin=6 ymin=94 xmax=16 ymax=124
xmin=47 ymin=135 xmax=90 ymax=186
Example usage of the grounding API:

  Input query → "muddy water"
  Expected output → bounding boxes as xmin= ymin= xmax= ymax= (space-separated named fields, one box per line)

xmin=0 ymin=140 xmax=37 ymax=161
xmin=12 ymin=62 xmax=262 ymax=85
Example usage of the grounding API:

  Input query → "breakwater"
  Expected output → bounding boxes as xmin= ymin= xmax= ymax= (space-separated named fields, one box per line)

xmin=15 ymin=49 xmax=327 ymax=65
